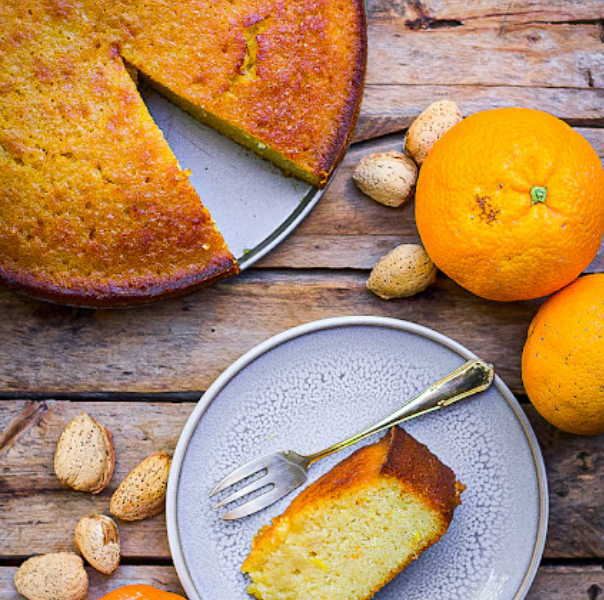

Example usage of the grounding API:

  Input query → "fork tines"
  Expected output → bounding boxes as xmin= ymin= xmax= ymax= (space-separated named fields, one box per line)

xmin=210 ymin=452 xmax=307 ymax=520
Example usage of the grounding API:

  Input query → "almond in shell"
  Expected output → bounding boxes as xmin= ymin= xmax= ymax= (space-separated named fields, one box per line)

xmin=54 ymin=413 xmax=115 ymax=493
xmin=74 ymin=514 xmax=120 ymax=575
xmin=367 ymin=244 xmax=437 ymax=299
xmin=352 ymin=151 xmax=418 ymax=207
xmin=405 ymin=100 xmax=463 ymax=165
xmin=14 ymin=553 xmax=88 ymax=600
xmin=110 ymin=452 xmax=172 ymax=521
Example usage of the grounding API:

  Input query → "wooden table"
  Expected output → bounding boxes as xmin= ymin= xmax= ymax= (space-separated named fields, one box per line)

xmin=1 ymin=1 xmax=603 ymax=598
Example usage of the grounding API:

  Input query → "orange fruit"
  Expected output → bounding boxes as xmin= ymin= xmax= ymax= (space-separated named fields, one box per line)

xmin=522 ymin=274 xmax=604 ymax=435
xmin=97 ymin=585 xmax=186 ymax=600
xmin=415 ymin=107 xmax=604 ymax=301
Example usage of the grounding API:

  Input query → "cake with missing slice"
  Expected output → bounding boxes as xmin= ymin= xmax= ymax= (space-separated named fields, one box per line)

xmin=0 ymin=0 xmax=366 ymax=306
xmin=242 ymin=427 xmax=464 ymax=600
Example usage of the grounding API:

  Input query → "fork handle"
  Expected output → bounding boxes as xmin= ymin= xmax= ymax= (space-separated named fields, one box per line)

xmin=305 ymin=358 xmax=494 ymax=466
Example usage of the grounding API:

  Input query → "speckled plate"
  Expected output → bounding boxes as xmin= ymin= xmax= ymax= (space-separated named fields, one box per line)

xmin=167 ymin=316 xmax=548 ymax=600
xmin=142 ymin=87 xmax=324 ymax=269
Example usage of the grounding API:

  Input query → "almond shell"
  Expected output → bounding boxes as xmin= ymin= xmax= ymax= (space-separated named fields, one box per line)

xmin=110 ymin=452 xmax=172 ymax=521
xmin=14 ymin=553 xmax=88 ymax=600
xmin=367 ymin=244 xmax=437 ymax=299
xmin=74 ymin=514 xmax=120 ymax=575
xmin=54 ymin=413 xmax=115 ymax=494
xmin=405 ymin=100 xmax=463 ymax=165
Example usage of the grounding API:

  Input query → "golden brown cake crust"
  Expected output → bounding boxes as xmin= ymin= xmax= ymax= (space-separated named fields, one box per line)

xmin=116 ymin=0 xmax=367 ymax=187
xmin=0 ymin=256 xmax=238 ymax=308
xmin=0 ymin=0 xmax=366 ymax=306
xmin=381 ymin=426 xmax=464 ymax=522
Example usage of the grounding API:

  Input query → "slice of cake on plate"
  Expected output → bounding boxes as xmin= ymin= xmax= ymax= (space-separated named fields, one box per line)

xmin=242 ymin=426 xmax=464 ymax=600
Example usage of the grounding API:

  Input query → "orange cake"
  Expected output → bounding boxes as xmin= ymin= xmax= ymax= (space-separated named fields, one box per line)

xmin=0 ymin=0 xmax=366 ymax=306
xmin=242 ymin=427 xmax=464 ymax=600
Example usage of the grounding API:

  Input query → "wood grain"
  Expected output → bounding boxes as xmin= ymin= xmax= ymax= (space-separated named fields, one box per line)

xmin=1 ymin=401 xmax=603 ymax=560
xmin=366 ymin=0 xmax=604 ymax=23
xmin=529 ymin=410 xmax=604 ymax=559
xmin=353 ymin=0 xmax=604 ymax=139
xmin=354 ymin=87 xmax=604 ymax=141
xmin=0 ymin=564 xmax=604 ymax=599
xmin=366 ymin=22 xmax=603 ymax=89
xmin=527 ymin=566 xmax=604 ymax=600
xmin=0 ymin=274 xmax=541 ymax=395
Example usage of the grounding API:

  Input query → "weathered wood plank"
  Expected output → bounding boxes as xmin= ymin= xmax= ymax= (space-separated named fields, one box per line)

xmin=0 ymin=564 xmax=603 ymax=600
xmin=0 ymin=566 xmax=185 ymax=600
xmin=367 ymin=22 xmax=603 ymax=89
xmin=356 ymin=0 xmax=604 ymax=137
xmin=0 ymin=274 xmax=541 ymax=395
xmin=366 ymin=0 xmax=604 ymax=24
xmin=354 ymin=0 xmax=604 ymax=139
xmin=526 ymin=566 xmax=604 ymax=600
xmin=1 ymin=401 xmax=603 ymax=560
xmin=354 ymin=87 xmax=604 ymax=141
xmin=528 ymin=410 xmax=604 ymax=560
xmin=258 ymin=232 xmax=604 ymax=273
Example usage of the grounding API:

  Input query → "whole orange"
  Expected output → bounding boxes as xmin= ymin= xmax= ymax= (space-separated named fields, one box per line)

xmin=415 ymin=107 xmax=604 ymax=301
xmin=522 ymin=274 xmax=604 ymax=435
xmin=96 ymin=585 xmax=186 ymax=600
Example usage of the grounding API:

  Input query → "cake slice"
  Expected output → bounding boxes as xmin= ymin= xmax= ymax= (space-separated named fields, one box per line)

xmin=242 ymin=427 xmax=464 ymax=600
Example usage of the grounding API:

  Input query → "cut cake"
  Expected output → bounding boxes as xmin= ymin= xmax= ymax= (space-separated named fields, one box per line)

xmin=0 ymin=0 xmax=366 ymax=306
xmin=242 ymin=427 xmax=464 ymax=600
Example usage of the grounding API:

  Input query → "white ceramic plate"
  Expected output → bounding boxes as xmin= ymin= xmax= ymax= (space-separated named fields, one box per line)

xmin=167 ymin=316 xmax=548 ymax=600
xmin=143 ymin=88 xmax=324 ymax=268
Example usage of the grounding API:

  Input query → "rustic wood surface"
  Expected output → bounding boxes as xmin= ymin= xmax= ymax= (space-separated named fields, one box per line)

xmin=1 ymin=1 xmax=603 ymax=599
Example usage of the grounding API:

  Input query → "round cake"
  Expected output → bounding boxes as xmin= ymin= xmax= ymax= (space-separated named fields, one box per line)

xmin=0 ymin=0 xmax=366 ymax=306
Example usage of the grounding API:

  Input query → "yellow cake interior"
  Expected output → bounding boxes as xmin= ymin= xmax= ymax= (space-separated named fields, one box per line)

xmin=242 ymin=428 xmax=463 ymax=600
xmin=244 ymin=479 xmax=447 ymax=600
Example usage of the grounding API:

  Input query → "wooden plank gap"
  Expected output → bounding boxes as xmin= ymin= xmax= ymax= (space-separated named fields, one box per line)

xmin=405 ymin=16 xmax=463 ymax=30
xmin=540 ymin=558 xmax=604 ymax=568
xmin=0 ymin=392 xmax=203 ymax=403
xmin=0 ymin=559 xmax=25 ymax=567
xmin=517 ymin=18 xmax=604 ymax=28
